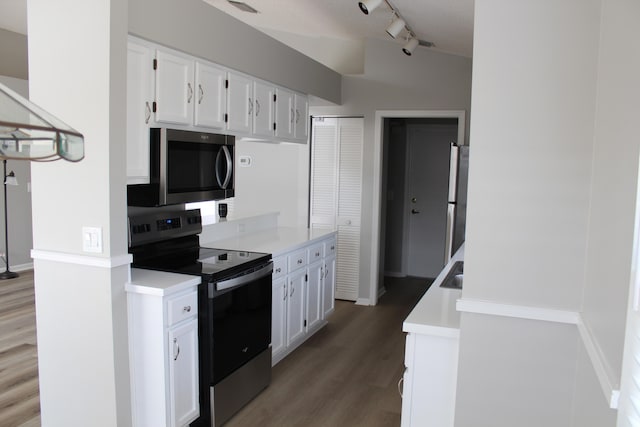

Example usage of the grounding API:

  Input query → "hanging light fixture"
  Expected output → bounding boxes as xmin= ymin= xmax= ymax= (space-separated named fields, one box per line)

xmin=402 ymin=37 xmax=419 ymax=56
xmin=358 ymin=0 xmax=383 ymax=15
xmin=386 ymin=15 xmax=406 ymax=39
xmin=0 ymin=83 xmax=85 ymax=162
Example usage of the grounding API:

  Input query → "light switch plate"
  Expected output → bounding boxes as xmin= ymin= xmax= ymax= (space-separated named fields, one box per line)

xmin=82 ymin=226 xmax=103 ymax=253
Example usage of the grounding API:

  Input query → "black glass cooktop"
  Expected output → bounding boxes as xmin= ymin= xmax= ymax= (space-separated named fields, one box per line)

xmin=130 ymin=235 xmax=270 ymax=279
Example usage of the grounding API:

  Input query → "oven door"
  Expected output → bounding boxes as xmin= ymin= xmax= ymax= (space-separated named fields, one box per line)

xmin=207 ymin=262 xmax=273 ymax=384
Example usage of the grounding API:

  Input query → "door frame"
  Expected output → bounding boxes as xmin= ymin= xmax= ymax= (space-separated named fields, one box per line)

xmin=371 ymin=110 xmax=466 ymax=305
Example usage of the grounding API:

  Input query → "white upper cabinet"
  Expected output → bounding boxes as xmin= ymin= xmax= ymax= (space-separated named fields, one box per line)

xmin=226 ymin=72 xmax=253 ymax=134
xmin=294 ymin=93 xmax=309 ymax=142
xmin=275 ymin=87 xmax=295 ymax=141
xmin=194 ymin=62 xmax=227 ymax=130
xmin=127 ymin=36 xmax=309 ymax=147
xmin=252 ymin=80 xmax=275 ymax=138
xmin=126 ymin=40 xmax=154 ymax=184
xmin=154 ymin=50 xmax=195 ymax=125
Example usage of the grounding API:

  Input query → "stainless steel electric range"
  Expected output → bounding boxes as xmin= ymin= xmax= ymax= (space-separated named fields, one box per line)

xmin=128 ymin=209 xmax=273 ymax=427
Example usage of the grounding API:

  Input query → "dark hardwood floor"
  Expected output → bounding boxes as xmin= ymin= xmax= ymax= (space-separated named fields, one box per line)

xmin=0 ymin=271 xmax=430 ymax=427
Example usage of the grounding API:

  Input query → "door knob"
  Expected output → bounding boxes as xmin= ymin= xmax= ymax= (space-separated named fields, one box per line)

xmin=411 ymin=209 xmax=420 ymax=214
xmin=411 ymin=197 xmax=417 ymax=203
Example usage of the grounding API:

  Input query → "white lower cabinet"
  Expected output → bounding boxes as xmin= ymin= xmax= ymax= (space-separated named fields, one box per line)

xmin=127 ymin=271 xmax=200 ymax=427
xmin=271 ymin=233 xmax=337 ymax=365
xmin=401 ymin=331 xmax=460 ymax=427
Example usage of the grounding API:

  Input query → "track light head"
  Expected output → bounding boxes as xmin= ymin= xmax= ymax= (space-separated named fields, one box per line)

xmin=358 ymin=0 xmax=383 ymax=15
xmin=386 ymin=16 xmax=406 ymax=39
xmin=402 ymin=37 xmax=419 ymax=56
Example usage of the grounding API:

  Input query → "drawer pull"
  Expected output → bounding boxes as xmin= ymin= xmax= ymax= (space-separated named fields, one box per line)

xmin=275 ymin=267 xmax=282 ymax=273
xmin=297 ymin=259 xmax=303 ymax=265
xmin=315 ymin=251 xmax=320 ymax=257
xmin=331 ymin=245 xmax=335 ymax=250
xmin=183 ymin=305 xmax=191 ymax=313
xmin=283 ymin=284 xmax=287 ymax=300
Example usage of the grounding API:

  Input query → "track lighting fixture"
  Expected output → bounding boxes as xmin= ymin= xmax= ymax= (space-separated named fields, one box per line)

xmin=358 ymin=0 xmax=433 ymax=56
xmin=358 ymin=0 xmax=383 ymax=15
xmin=386 ymin=15 xmax=406 ymax=39
xmin=402 ymin=37 xmax=419 ymax=56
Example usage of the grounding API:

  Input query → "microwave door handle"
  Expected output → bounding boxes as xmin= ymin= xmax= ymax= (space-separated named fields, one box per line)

xmin=215 ymin=149 xmax=224 ymax=188
xmin=220 ymin=145 xmax=233 ymax=189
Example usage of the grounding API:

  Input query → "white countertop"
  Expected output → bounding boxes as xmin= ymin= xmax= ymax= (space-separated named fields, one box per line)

xmin=201 ymin=226 xmax=336 ymax=257
xmin=127 ymin=268 xmax=201 ymax=296
xmin=403 ymin=244 xmax=464 ymax=337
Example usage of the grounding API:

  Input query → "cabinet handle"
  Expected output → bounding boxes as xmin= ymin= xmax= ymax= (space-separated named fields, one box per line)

xmin=248 ymin=98 xmax=253 ymax=116
xmin=331 ymin=245 xmax=335 ymax=251
xmin=297 ymin=259 xmax=303 ymax=265
xmin=198 ymin=84 xmax=204 ymax=104
xmin=183 ymin=305 xmax=191 ymax=313
xmin=283 ymin=283 xmax=287 ymax=301
xmin=290 ymin=108 xmax=294 ymax=124
xmin=255 ymin=99 xmax=261 ymax=116
xmin=398 ymin=376 xmax=404 ymax=398
xmin=315 ymin=251 xmax=320 ymax=257
xmin=173 ymin=338 xmax=180 ymax=361
xmin=187 ymin=83 xmax=193 ymax=103
xmin=324 ymin=264 xmax=328 ymax=278
xmin=290 ymin=282 xmax=295 ymax=297
xmin=296 ymin=109 xmax=300 ymax=124
xmin=144 ymin=102 xmax=151 ymax=124
xmin=275 ymin=267 xmax=282 ymax=274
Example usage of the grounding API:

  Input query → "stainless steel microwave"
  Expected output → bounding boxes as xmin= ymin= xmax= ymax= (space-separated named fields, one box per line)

xmin=127 ymin=128 xmax=234 ymax=207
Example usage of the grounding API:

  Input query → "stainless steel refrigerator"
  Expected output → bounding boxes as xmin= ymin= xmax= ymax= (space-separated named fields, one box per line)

xmin=444 ymin=143 xmax=469 ymax=262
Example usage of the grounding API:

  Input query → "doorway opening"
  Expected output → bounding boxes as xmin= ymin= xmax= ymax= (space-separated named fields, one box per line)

xmin=371 ymin=110 xmax=466 ymax=305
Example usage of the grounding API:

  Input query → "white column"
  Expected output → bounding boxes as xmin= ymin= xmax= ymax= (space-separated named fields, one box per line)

xmin=27 ymin=0 xmax=131 ymax=425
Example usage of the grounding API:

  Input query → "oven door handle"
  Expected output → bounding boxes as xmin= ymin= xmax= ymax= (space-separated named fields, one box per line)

xmin=213 ymin=262 xmax=273 ymax=294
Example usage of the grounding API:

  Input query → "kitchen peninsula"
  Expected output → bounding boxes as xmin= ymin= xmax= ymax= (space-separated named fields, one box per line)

xmin=401 ymin=244 xmax=464 ymax=427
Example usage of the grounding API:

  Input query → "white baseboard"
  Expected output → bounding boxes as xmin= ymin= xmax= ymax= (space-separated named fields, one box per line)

xmin=355 ymin=298 xmax=371 ymax=306
xmin=12 ymin=262 xmax=34 ymax=272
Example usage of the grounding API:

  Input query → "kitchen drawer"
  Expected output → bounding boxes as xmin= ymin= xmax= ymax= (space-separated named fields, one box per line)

xmin=272 ymin=256 xmax=287 ymax=280
xmin=287 ymin=249 xmax=307 ymax=272
xmin=324 ymin=238 xmax=337 ymax=257
xmin=167 ymin=290 xmax=198 ymax=326
xmin=308 ymin=243 xmax=324 ymax=264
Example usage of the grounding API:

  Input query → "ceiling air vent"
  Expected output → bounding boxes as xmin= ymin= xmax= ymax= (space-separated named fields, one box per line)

xmin=227 ymin=1 xmax=259 ymax=13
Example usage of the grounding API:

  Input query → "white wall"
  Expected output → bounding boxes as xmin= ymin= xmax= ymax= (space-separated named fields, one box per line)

xmin=457 ymin=0 xmax=639 ymax=425
xmin=312 ymin=38 xmax=472 ymax=301
xmin=233 ymin=139 xmax=309 ymax=227
xmin=580 ymin=0 xmax=640 ymax=384
xmin=0 ymin=75 xmax=33 ymax=270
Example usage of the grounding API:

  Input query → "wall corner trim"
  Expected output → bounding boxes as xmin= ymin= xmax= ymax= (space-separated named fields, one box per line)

xmin=31 ymin=249 xmax=133 ymax=269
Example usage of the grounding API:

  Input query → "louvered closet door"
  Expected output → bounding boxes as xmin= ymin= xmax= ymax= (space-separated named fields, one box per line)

xmin=310 ymin=117 xmax=363 ymax=301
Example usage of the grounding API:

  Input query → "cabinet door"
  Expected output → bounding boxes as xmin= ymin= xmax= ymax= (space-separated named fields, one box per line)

xmin=226 ymin=72 xmax=253 ymax=134
xmin=253 ymin=80 xmax=275 ymax=138
xmin=168 ymin=321 xmax=199 ymax=427
xmin=194 ymin=62 xmax=227 ymax=129
xmin=275 ymin=88 xmax=295 ymax=140
xmin=155 ymin=50 xmax=194 ymax=125
xmin=126 ymin=41 xmax=154 ymax=184
xmin=271 ymin=277 xmax=287 ymax=359
xmin=323 ymin=254 xmax=336 ymax=319
xmin=286 ymin=269 xmax=306 ymax=346
xmin=306 ymin=261 xmax=323 ymax=331
xmin=294 ymin=93 xmax=309 ymax=142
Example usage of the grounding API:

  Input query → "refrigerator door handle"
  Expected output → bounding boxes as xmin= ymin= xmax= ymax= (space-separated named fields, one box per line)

xmin=448 ymin=143 xmax=459 ymax=203
xmin=445 ymin=203 xmax=456 ymax=263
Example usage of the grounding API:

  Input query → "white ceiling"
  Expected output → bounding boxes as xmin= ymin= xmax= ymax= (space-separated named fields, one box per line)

xmin=202 ymin=0 xmax=474 ymax=55
xmin=0 ymin=0 xmax=474 ymax=74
